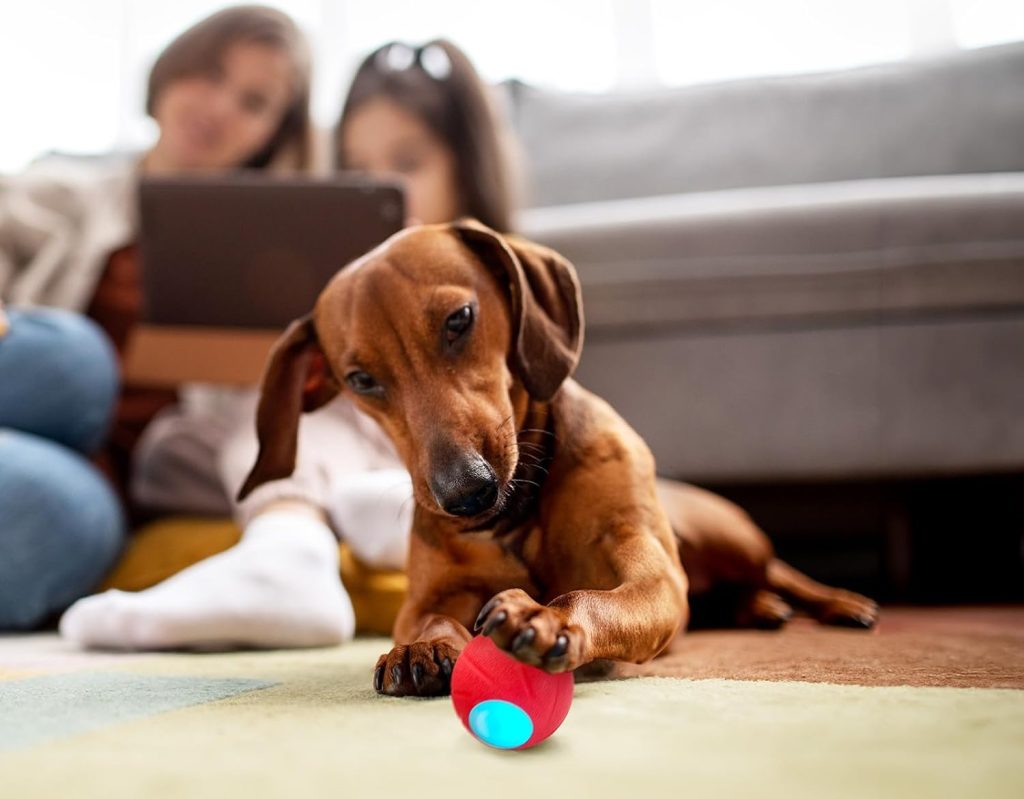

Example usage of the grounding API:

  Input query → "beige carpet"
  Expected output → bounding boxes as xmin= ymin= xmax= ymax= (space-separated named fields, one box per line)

xmin=1 ymin=608 xmax=1022 ymax=799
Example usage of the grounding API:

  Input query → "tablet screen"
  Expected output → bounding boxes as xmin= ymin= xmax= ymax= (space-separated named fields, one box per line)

xmin=139 ymin=173 xmax=403 ymax=328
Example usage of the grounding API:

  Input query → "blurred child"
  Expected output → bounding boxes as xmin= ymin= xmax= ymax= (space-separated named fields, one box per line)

xmin=338 ymin=39 xmax=515 ymax=231
xmin=0 ymin=5 xmax=311 ymax=631
xmin=60 ymin=38 xmax=517 ymax=649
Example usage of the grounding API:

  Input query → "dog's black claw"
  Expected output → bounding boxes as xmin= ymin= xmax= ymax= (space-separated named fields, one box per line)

xmin=373 ymin=664 xmax=384 ymax=692
xmin=829 ymin=613 xmax=876 ymax=630
xmin=474 ymin=598 xmax=501 ymax=632
xmin=391 ymin=664 xmax=403 ymax=689
xmin=482 ymin=610 xmax=507 ymax=637
xmin=545 ymin=633 xmax=569 ymax=660
xmin=411 ymin=662 xmax=424 ymax=689
xmin=511 ymin=627 xmax=536 ymax=652
xmin=440 ymin=657 xmax=454 ymax=678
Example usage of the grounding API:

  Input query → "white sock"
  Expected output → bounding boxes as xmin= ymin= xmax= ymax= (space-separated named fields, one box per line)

xmin=59 ymin=511 xmax=354 ymax=651
xmin=329 ymin=469 xmax=414 ymax=571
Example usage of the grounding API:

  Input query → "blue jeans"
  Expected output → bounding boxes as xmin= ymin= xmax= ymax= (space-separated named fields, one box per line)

xmin=0 ymin=308 xmax=125 ymax=630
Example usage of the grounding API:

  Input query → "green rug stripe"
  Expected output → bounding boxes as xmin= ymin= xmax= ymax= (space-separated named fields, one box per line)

xmin=0 ymin=673 xmax=275 ymax=753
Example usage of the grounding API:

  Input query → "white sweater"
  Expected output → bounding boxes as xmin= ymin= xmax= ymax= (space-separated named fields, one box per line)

xmin=0 ymin=156 xmax=137 ymax=310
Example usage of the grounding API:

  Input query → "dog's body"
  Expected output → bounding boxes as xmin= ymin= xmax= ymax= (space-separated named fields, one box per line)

xmin=241 ymin=220 xmax=878 ymax=697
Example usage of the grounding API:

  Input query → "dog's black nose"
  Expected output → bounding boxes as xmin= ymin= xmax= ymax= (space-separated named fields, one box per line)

xmin=446 ymin=480 xmax=499 ymax=517
xmin=430 ymin=454 xmax=499 ymax=517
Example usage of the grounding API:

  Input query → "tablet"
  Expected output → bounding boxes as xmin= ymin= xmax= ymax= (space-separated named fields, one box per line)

xmin=124 ymin=174 xmax=403 ymax=386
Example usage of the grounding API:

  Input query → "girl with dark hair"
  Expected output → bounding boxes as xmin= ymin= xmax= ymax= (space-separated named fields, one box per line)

xmin=337 ymin=39 xmax=516 ymax=232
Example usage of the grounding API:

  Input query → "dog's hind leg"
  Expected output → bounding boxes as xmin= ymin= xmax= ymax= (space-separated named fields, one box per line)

xmin=657 ymin=479 xmax=792 ymax=629
xmin=765 ymin=558 xmax=878 ymax=629
xmin=656 ymin=479 xmax=878 ymax=630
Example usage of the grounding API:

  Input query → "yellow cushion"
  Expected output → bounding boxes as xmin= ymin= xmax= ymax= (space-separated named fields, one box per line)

xmin=101 ymin=517 xmax=407 ymax=636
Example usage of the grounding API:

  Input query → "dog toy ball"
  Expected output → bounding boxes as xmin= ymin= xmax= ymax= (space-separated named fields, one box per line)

xmin=450 ymin=635 xmax=574 ymax=750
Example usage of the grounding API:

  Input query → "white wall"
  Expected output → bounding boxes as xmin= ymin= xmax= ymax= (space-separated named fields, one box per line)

xmin=1 ymin=0 xmax=1022 ymax=173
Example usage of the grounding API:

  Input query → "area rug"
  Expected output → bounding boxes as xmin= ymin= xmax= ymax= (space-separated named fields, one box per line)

xmin=1 ymin=608 xmax=1021 ymax=798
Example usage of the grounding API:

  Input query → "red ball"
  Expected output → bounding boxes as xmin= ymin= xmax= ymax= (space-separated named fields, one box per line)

xmin=451 ymin=635 xmax=574 ymax=750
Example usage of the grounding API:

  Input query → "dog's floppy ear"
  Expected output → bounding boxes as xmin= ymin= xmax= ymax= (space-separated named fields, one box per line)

xmin=237 ymin=314 xmax=339 ymax=500
xmin=453 ymin=218 xmax=584 ymax=401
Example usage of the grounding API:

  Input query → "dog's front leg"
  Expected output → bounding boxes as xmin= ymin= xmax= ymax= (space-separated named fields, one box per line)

xmin=373 ymin=601 xmax=477 ymax=697
xmin=475 ymin=576 xmax=686 ymax=673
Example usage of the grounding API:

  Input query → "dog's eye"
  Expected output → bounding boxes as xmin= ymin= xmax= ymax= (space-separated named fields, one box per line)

xmin=345 ymin=371 xmax=383 ymax=397
xmin=445 ymin=305 xmax=474 ymax=344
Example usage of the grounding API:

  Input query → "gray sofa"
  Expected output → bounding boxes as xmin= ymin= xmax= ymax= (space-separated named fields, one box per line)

xmin=512 ymin=42 xmax=1024 ymax=484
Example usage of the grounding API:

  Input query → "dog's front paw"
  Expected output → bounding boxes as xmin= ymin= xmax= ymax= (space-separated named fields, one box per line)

xmin=473 ymin=589 xmax=585 ymax=673
xmin=374 ymin=640 xmax=459 ymax=697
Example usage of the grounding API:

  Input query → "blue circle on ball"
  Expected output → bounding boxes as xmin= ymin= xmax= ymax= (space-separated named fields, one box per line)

xmin=468 ymin=700 xmax=534 ymax=749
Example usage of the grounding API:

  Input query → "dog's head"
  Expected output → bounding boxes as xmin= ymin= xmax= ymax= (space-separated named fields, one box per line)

xmin=237 ymin=219 xmax=583 ymax=525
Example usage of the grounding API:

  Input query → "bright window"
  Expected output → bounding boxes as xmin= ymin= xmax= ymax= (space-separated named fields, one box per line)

xmin=653 ymin=0 xmax=910 ymax=86
xmin=0 ymin=0 xmax=1020 ymax=173
xmin=949 ymin=0 xmax=1024 ymax=48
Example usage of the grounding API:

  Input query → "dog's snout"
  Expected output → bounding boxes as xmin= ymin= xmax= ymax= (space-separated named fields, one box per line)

xmin=430 ymin=453 xmax=499 ymax=517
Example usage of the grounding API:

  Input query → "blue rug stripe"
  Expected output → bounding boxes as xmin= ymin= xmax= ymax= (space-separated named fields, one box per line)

xmin=0 ymin=673 xmax=276 ymax=753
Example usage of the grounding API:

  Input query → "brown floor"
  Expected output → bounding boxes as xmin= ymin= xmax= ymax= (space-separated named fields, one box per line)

xmin=616 ymin=606 xmax=1024 ymax=689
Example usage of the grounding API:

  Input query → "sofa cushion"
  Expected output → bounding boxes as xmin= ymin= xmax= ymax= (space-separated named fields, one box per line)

xmin=574 ymin=315 xmax=1024 ymax=481
xmin=520 ymin=173 xmax=1024 ymax=334
xmin=507 ymin=42 xmax=1024 ymax=207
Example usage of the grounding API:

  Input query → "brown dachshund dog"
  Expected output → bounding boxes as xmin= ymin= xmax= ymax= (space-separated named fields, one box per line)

xmin=239 ymin=219 xmax=879 ymax=697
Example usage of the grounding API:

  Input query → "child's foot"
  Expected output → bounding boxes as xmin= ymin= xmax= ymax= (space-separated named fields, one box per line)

xmin=59 ymin=511 xmax=353 ymax=650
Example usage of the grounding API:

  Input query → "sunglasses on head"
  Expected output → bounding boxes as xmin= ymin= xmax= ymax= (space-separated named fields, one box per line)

xmin=374 ymin=42 xmax=453 ymax=80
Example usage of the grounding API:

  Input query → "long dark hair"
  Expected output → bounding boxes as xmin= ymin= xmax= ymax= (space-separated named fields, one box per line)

xmin=147 ymin=5 xmax=312 ymax=170
xmin=336 ymin=39 xmax=515 ymax=232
